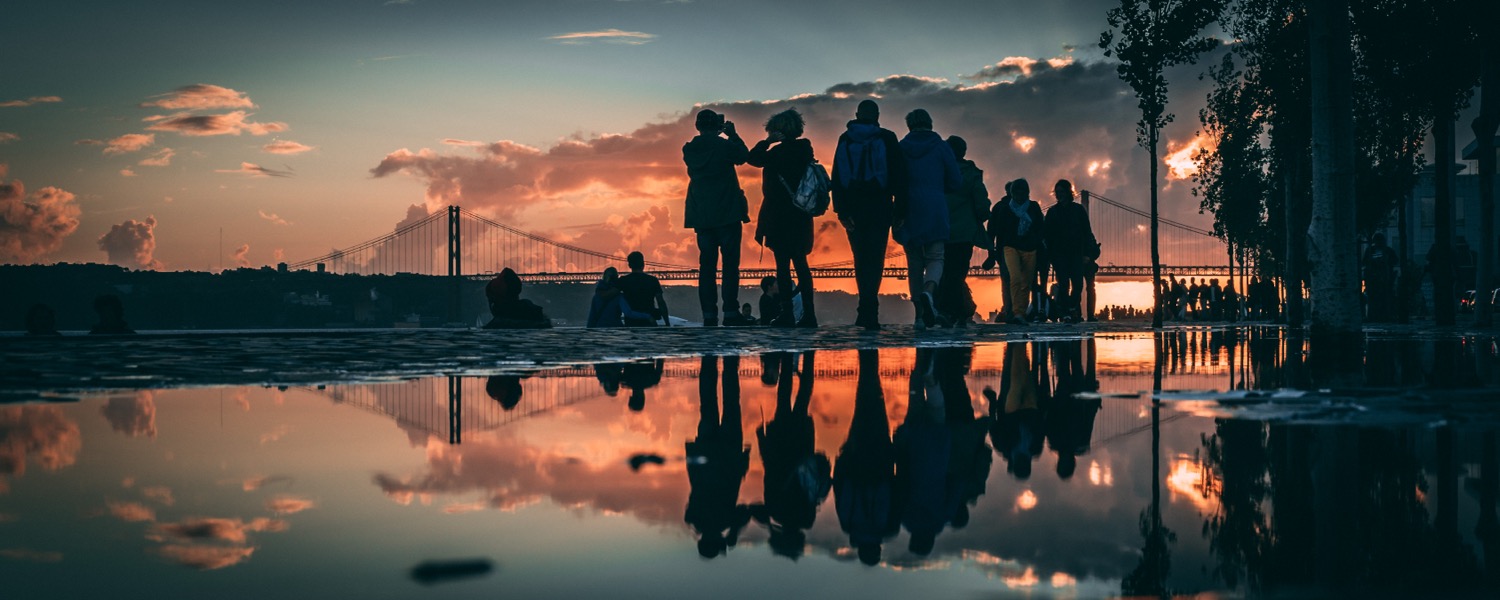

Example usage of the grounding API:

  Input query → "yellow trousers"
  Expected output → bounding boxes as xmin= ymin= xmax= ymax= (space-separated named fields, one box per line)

xmin=1003 ymin=247 xmax=1037 ymax=318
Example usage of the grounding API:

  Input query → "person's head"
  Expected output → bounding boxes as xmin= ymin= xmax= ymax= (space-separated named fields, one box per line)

xmin=760 ymin=276 xmax=778 ymax=293
xmin=25 ymin=304 xmax=57 ymax=335
xmin=1054 ymin=179 xmax=1075 ymax=203
xmin=765 ymin=109 xmax=804 ymax=139
xmin=627 ymin=251 xmax=645 ymax=272
xmin=768 ymin=527 xmax=806 ymax=559
xmin=1008 ymin=450 xmax=1033 ymax=480
xmin=628 ymin=387 xmax=646 ymax=412
xmin=1210 ymin=278 xmax=1219 ymax=286
xmin=1372 ymin=232 xmax=1386 ymax=246
xmin=485 ymin=376 xmax=524 ymax=411
xmin=1057 ymin=452 xmax=1078 ymax=480
xmin=946 ymin=135 xmax=967 ymax=160
xmin=695 ymin=109 xmax=725 ymax=134
xmin=856 ymin=542 xmax=882 ymax=566
xmin=904 ymin=108 xmax=933 ymax=132
xmin=741 ymin=303 xmax=753 ymax=316
xmin=1003 ymin=180 xmax=1013 ymax=196
xmin=855 ymin=99 xmax=880 ymax=122
xmin=908 ymin=531 xmax=936 ymax=556
xmin=600 ymin=266 xmax=618 ymax=284
xmin=697 ymin=533 xmax=727 ymax=559
xmin=1011 ymin=178 xmax=1030 ymax=200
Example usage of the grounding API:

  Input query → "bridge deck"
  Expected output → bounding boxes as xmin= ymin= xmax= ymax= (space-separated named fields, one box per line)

xmin=488 ymin=265 xmax=1235 ymax=283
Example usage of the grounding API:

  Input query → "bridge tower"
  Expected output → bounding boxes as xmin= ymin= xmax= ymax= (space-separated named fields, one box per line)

xmin=447 ymin=206 xmax=462 ymax=324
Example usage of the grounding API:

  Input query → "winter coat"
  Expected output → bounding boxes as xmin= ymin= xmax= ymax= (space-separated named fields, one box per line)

xmin=944 ymin=159 xmax=990 ymax=249
xmin=893 ymin=130 xmax=961 ymax=247
xmin=683 ymin=132 xmax=750 ymax=229
xmin=748 ymin=137 xmax=815 ymax=256
xmin=988 ymin=198 xmax=1046 ymax=252
xmin=831 ymin=119 xmax=906 ymax=224
xmin=1043 ymin=201 xmax=1097 ymax=259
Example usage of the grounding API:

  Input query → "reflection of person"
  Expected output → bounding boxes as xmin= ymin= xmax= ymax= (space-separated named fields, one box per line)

xmin=935 ymin=347 xmax=992 ymax=532
xmin=685 ymin=355 xmax=752 ymax=558
xmin=593 ymin=363 xmax=624 ymax=396
xmin=620 ymin=359 xmax=664 ymax=412
xmin=989 ymin=342 xmax=1045 ymax=480
xmin=834 ymin=349 xmax=900 ymax=566
xmin=25 ymin=303 xmax=61 ymax=336
xmin=89 ymin=294 xmax=136 ymax=335
xmin=752 ymin=351 xmax=829 ymax=559
xmin=483 ymin=268 xmax=551 ymax=329
xmin=684 ymin=109 xmax=756 ymax=327
xmin=484 ymin=375 xmax=524 ymax=411
xmin=748 ymin=109 xmax=819 ymax=328
xmin=895 ymin=348 xmax=951 ymax=555
xmin=1046 ymin=341 xmax=1101 ymax=480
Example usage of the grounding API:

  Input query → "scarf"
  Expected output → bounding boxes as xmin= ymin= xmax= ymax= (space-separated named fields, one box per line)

xmin=1009 ymin=197 xmax=1033 ymax=237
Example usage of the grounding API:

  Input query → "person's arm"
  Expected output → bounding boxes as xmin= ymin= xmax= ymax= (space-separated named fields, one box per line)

xmin=972 ymin=179 xmax=990 ymax=230
xmin=746 ymin=133 xmax=781 ymax=168
xmin=656 ymin=291 xmax=671 ymax=326
xmin=724 ymin=122 xmax=749 ymax=164
xmin=941 ymin=147 xmax=962 ymax=194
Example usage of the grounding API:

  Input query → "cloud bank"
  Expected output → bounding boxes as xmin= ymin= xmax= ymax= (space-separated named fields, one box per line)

xmin=97 ymin=216 xmax=161 ymax=269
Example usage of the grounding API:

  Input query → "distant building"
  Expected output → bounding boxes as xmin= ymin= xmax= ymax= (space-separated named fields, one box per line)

xmin=1384 ymin=135 xmax=1500 ymax=265
xmin=277 ymin=262 xmax=288 ymax=273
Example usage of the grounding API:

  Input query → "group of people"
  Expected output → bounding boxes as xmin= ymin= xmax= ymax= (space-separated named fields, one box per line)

xmin=1156 ymin=274 xmax=1279 ymax=322
xmin=681 ymin=99 xmax=1101 ymax=330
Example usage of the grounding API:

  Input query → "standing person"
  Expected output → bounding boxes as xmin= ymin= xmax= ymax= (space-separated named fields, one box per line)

xmin=1043 ymin=180 xmax=1096 ymax=323
xmin=683 ymin=109 xmax=756 ymax=327
xmin=936 ymin=136 xmax=990 ymax=327
xmin=1362 ymin=232 xmax=1397 ymax=322
xmin=832 ymin=100 xmax=908 ymax=330
xmin=987 ymin=179 xmax=1045 ymax=325
xmin=617 ymin=251 xmax=671 ymax=327
xmin=893 ymin=109 xmax=962 ymax=330
xmin=748 ymin=109 xmax=818 ymax=328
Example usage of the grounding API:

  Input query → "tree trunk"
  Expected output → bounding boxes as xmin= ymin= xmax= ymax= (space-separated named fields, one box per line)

xmin=1475 ymin=24 xmax=1498 ymax=328
xmin=1151 ymin=126 xmax=1164 ymax=329
xmin=1434 ymin=119 xmax=1457 ymax=326
xmin=1285 ymin=162 xmax=1306 ymax=327
xmin=1307 ymin=0 xmax=1362 ymax=340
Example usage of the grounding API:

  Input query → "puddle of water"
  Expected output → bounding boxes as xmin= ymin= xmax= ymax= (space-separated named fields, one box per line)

xmin=2 ymin=330 xmax=1498 ymax=598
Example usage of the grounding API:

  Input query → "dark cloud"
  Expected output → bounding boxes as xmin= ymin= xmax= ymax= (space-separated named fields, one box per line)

xmin=145 ymin=111 xmax=287 ymax=137
xmin=97 ymin=215 xmax=162 ymax=269
xmin=215 ymin=162 xmax=292 ymax=178
xmin=149 ymin=517 xmax=287 ymax=544
xmin=1 ymin=170 xmax=82 ymax=263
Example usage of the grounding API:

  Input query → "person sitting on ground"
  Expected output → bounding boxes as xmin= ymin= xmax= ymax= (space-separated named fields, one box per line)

xmin=25 ymin=303 xmax=62 ymax=336
xmin=617 ymin=251 xmax=671 ymax=327
xmin=587 ymin=267 xmax=652 ymax=328
xmin=483 ymin=268 xmax=552 ymax=329
xmin=757 ymin=276 xmax=781 ymax=326
xmin=741 ymin=303 xmax=755 ymax=323
xmin=89 ymin=294 xmax=136 ymax=335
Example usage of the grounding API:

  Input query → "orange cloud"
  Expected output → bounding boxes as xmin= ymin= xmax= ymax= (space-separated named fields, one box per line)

xmin=216 ymin=162 xmax=291 ymax=178
xmin=262 ymin=140 xmax=314 ymax=155
xmin=0 ymin=132 xmax=18 ymax=144
xmin=138 ymin=148 xmax=175 ymax=167
xmin=97 ymin=216 xmax=161 ymax=269
xmin=103 ymin=133 xmax=155 ymax=155
xmin=0 ymin=407 xmax=82 ymax=492
xmin=107 ymin=500 xmax=157 ymax=522
xmin=232 ymin=243 xmax=251 ymax=267
xmin=146 ymin=111 xmax=287 ymax=137
xmin=0 ymin=96 xmax=61 ymax=108
xmin=142 ymin=486 xmax=175 ymax=506
xmin=258 ymin=210 xmax=291 ymax=226
xmin=265 ymin=496 xmax=315 ymax=515
xmin=101 ymin=392 xmax=157 ymax=438
xmin=140 ymin=84 xmax=255 ymax=111
xmin=548 ymin=29 xmax=658 ymax=45
xmin=156 ymin=544 xmax=255 ymax=570
xmin=150 ymin=517 xmax=287 ymax=544
xmin=1164 ymin=133 xmax=1212 ymax=181
xmin=1 ymin=173 xmax=81 ymax=263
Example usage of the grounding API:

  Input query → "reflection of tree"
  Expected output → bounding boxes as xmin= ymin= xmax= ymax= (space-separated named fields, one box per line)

xmin=1200 ymin=419 xmax=1271 ymax=591
xmin=1123 ymin=333 xmax=1174 ymax=598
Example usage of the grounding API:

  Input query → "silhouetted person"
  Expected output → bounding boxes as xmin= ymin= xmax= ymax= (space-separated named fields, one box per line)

xmin=935 ymin=136 xmax=990 ymax=328
xmin=748 ymin=109 xmax=818 ymax=328
xmin=741 ymin=302 xmax=754 ymax=322
xmin=617 ymin=251 xmax=670 ymax=326
xmin=832 ymin=99 xmax=908 ymax=330
xmin=89 ymin=294 xmax=135 ymax=335
xmin=684 ymin=109 xmax=756 ymax=327
xmin=485 ymin=375 xmax=523 ymax=411
xmin=988 ymin=342 xmax=1045 ymax=480
xmin=483 ymin=268 xmax=551 ymax=329
xmin=685 ymin=355 xmax=752 ymax=558
xmin=895 ymin=347 xmax=951 ymax=555
xmin=1362 ymin=233 xmax=1397 ymax=322
xmin=895 ymin=109 xmax=962 ymax=330
xmin=620 ymin=358 xmax=664 ymax=412
xmin=834 ymin=349 xmax=900 ymax=566
xmin=752 ymin=351 xmax=828 ymax=559
xmin=586 ymin=267 xmax=650 ymax=328
xmin=757 ymin=276 xmax=780 ymax=326
xmin=934 ymin=347 xmax=992 ymax=532
xmin=25 ymin=303 xmax=61 ymax=336
xmin=1043 ymin=180 xmax=1095 ymax=323
xmin=593 ymin=363 xmax=624 ymax=396
xmin=1045 ymin=341 xmax=1101 ymax=480
xmin=987 ymin=179 xmax=1045 ymax=325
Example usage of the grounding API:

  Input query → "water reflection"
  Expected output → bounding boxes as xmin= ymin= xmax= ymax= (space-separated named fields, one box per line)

xmin=1 ymin=330 xmax=1498 ymax=598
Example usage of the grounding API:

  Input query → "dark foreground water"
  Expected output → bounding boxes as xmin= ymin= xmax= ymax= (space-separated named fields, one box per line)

xmin=3 ymin=328 xmax=1499 ymax=599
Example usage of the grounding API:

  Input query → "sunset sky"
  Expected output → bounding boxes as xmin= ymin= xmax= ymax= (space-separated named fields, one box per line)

xmin=2 ymin=0 xmax=1231 ymax=271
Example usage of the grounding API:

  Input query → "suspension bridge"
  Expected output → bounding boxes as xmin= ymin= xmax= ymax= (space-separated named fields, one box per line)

xmin=287 ymin=191 xmax=1242 ymax=283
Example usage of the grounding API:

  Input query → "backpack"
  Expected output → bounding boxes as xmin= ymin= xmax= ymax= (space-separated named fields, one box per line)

xmin=781 ymin=161 xmax=831 ymax=216
xmin=837 ymin=136 xmax=889 ymax=196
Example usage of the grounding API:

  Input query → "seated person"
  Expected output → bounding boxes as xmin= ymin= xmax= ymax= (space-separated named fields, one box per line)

xmin=588 ymin=267 xmax=653 ymax=328
xmin=89 ymin=295 xmax=136 ymax=335
xmin=617 ymin=251 xmax=669 ymax=327
xmin=483 ymin=268 xmax=552 ymax=329
xmin=25 ymin=303 xmax=62 ymax=336
xmin=757 ymin=276 xmax=780 ymax=326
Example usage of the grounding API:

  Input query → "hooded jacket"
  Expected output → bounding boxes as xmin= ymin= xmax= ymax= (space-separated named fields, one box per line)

xmin=894 ymin=130 xmax=961 ymax=247
xmin=683 ymin=132 xmax=750 ymax=229
xmin=944 ymin=159 xmax=990 ymax=249
xmin=748 ymin=137 xmax=816 ymax=255
xmin=832 ymin=120 xmax=906 ymax=223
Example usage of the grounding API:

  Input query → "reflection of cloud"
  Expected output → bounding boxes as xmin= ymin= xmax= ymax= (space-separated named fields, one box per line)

xmin=0 ymin=173 xmax=82 ymax=263
xmin=265 ymin=496 xmax=315 ymax=515
xmin=107 ymin=500 xmax=156 ymax=522
xmin=215 ymin=162 xmax=292 ymax=178
xmin=547 ymin=29 xmax=657 ymax=45
xmin=97 ymin=216 xmax=162 ymax=269
xmin=0 ymin=406 xmax=82 ymax=492
xmin=150 ymin=517 xmax=287 ymax=544
xmin=0 ymin=548 xmax=63 ymax=562
xmin=258 ymin=425 xmax=292 ymax=444
xmin=140 ymin=84 xmax=255 ymax=111
xmin=145 ymin=111 xmax=287 ymax=137
xmin=156 ymin=544 xmax=255 ymax=570
xmin=142 ymin=486 xmax=175 ymax=506
xmin=101 ymin=392 xmax=157 ymax=438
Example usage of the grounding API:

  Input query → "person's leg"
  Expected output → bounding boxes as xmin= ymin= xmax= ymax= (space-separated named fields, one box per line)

xmin=1084 ymin=274 xmax=1097 ymax=321
xmin=1018 ymin=250 xmax=1037 ymax=319
xmin=794 ymin=254 xmax=816 ymax=326
xmin=922 ymin=243 xmax=945 ymax=323
xmin=937 ymin=243 xmax=965 ymax=318
xmin=774 ymin=251 xmax=795 ymax=326
xmin=951 ymin=244 xmax=976 ymax=323
xmin=1004 ymin=247 xmax=1029 ymax=319
xmin=696 ymin=229 xmax=718 ymax=324
xmin=720 ymin=224 xmax=742 ymax=321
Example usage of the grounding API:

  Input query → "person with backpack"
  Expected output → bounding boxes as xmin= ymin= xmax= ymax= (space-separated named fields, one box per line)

xmin=832 ymin=100 xmax=908 ymax=330
xmin=894 ymin=109 xmax=962 ymax=330
xmin=1042 ymin=180 xmax=1097 ymax=323
xmin=683 ymin=109 xmax=757 ymax=327
xmin=936 ymin=135 xmax=990 ymax=327
xmin=748 ymin=108 xmax=819 ymax=327
xmin=987 ymin=179 xmax=1045 ymax=325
